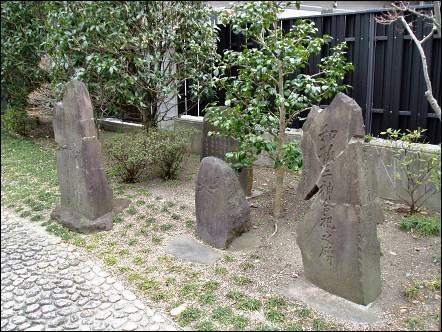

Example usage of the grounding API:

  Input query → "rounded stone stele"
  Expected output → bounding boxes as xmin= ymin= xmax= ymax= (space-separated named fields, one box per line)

xmin=195 ymin=156 xmax=251 ymax=249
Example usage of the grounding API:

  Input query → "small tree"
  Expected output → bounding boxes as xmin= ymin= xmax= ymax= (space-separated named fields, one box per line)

xmin=377 ymin=1 xmax=441 ymax=120
xmin=45 ymin=1 xmax=219 ymax=128
xmin=205 ymin=1 xmax=353 ymax=217
xmin=380 ymin=128 xmax=441 ymax=214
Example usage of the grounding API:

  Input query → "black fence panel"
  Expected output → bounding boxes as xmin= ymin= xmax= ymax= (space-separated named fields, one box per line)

xmin=181 ymin=6 xmax=441 ymax=144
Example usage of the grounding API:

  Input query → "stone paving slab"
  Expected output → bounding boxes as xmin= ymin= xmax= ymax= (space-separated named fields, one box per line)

xmin=165 ymin=234 xmax=223 ymax=264
xmin=0 ymin=209 xmax=180 ymax=331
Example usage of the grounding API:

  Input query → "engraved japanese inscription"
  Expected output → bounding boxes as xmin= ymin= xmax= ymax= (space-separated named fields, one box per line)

xmin=296 ymin=93 xmax=382 ymax=305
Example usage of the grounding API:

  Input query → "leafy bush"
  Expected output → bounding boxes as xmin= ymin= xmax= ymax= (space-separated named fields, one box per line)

xmin=399 ymin=214 xmax=441 ymax=236
xmin=104 ymin=129 xmax=193 ymax=182
xmin=1 ymin=107 xmax=28 ymax=136
xmin=149 ymin=129 xmax=193 ymax=181
xmin=1 ymin=1 xmax=47 ymax=109
xmin=103 ymin=131 xmax=153 ymax=183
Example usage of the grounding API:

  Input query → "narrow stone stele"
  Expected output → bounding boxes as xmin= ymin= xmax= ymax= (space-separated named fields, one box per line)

xmin=51 ymin=80 xmax=129 ymax=233
xmin=196 ymin=156 xmax=251 ymax=249
xmin=296 ymin=93 xmax=383 ymax=305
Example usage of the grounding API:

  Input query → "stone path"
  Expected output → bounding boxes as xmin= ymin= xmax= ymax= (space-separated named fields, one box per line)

xmin=0 ymin=209 xmax=179 ymax=331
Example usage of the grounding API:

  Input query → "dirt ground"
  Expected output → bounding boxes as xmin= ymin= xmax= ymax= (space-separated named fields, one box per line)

xmin=160 ymin=153 xmax=441 ymax=330
xmin=29 ymin=133 xmax=441 ymax=330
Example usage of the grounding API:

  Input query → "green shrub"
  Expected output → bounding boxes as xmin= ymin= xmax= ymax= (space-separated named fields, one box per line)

xmin=103 ymin=131 xmax=153 ymax=183
xmin=1 ymin=107 xmax=28 ymax=136
xmin=400 ymin=214 xmax=440 ymax=236
xmin=104 ymin=129 xmax=193 ymax=182
xmin=1 ymin=1 xmax=47 ymax=109
xmin=380 ymin=128 xmax=441 ymax=214
xmin=149 ymin=129 xmax=193 ymax=180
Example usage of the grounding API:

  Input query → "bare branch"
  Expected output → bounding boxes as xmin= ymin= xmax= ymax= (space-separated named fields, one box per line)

xmin=398 ymin=16 xmax=441 ymax=120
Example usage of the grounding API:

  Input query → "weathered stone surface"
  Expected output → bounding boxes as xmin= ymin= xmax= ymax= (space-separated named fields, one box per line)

xmin=296 ymin=93 xmax=382 ymax=305
xmin=201 ymin=114 xmax=253 ymax=196
xmin=51 ymin=80 xmax=129 ymax=233
xmin=165 ymin=234 xmax=223 ymax=264
xmin=196 ymin=157 xmax=251 ymax=249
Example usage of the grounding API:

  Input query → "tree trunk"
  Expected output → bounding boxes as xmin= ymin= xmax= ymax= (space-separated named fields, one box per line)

xmin=399 ymin=16 xmax=441 ymax=121
xmin=273 ymin=167 xmax=285 ymax=217
xmin=272 ymin=62 xmax=286 ymax=218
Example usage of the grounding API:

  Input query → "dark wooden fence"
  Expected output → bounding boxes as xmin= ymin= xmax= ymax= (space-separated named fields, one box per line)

xmin=179 ymin=5 xmax=441 ymax=144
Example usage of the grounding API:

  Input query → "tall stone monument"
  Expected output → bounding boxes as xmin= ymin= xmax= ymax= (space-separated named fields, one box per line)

xmin=201 ymin=115 xmax=253 ymax=196
xmin=296 ymin=93 xmax=382 ymax=305
xmin=51 ymin=80 xmax=129 ymax=233
xmin=196 ymin=157 xmax=251 ymax=249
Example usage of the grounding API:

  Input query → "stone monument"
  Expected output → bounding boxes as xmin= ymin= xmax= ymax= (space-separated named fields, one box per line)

xmin=196 ymin=156 xmax=251 ymax=249
xmin=201 ymin=114 xmax=253 ymax=196
xmin=296 ymin=93 xmax=382 ymax=305
xmin=51 ymin=80 xmax=129 ymax=233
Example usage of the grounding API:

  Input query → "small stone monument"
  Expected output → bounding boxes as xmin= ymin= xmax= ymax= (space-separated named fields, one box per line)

xmin=296 ymin=93 xmax=382 ymax=305
xmin=201 ymin=115 xmax=253 ymax=196
xmin=51 ymin=80 xmax=129 ymax=233
xmin=196 ymin=156 xmax=251 ymax=249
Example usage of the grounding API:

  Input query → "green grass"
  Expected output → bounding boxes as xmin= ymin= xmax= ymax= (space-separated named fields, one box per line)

xmin=160 ymin=223 xmax=173 ymax=232
xmin=126 ymin=205 xmax=137 ymax=215
xmin=267 ymin=297 xmax=288 ymax=309
xmin=203 ymin=280 xmax=220 ymax=291
xmin=30 ymin=214 xmax=43 ymax=222
xmin=73 ymin=237 xmax=86 ymax=247
xmin=133 ymin=255 xmax=144 ymax=265
xmin=313 ymin=318 xmax=333 ymax=331
xmin=212 ymin=306 xmax=233 ymax=325
xmin=237 ymin=297 xmax=261 ymax=311
xmin=199 ymin=291 xmax=216 ymax=304
xmin=232 ymin=315 xmax=249 ymax=330
xmin=233 ymin=276 xmax=253 ymax=286
xmin=427 ymin=277 xmax=441 ymax=291
xmin=165 ymin=277 xmax=176 ymax=286
xmin=150 ymin=291 xmax=167 ymax=302
xmin=104 ymin=255 xmax=118 ymax=266
xmin=266 ymin=309 xmax=286 ymax=323
xmin=128 ymin=272 xmax=142 ymax=281
xmin=118 ymin=266 xmax=130 ymax=273
xmin=403 ymin=280 xmax=423 ymax=301
xmin=283 ymin=322 xmax=303 ymax=331
xmin=45 ymin=222 xmax=73 ymax=241
xmin=138 ymin=278 xmax=160 ymax=291
xmin=224 ymin=255 xmax=235 ymax=262
xmin=405 ymin=317 xmax=419 ymax=330
xmin=179 ymin=306 xmax=201 ymax=326
xmin=215 ymin=267 xmax=228 ymax=275
xmin=113 ymin=214 xmax=124 ymax=224
xmin=180 ymin=283 xmax=199 ymax=298
xmin=226 ymin=291 xmax=245 ymax=301
xmin=296 ymin=307 xmax=312 ymax=318
xmin=152 ymin=234 xmax=162 ymax=244
xmin=146 ymin=216 xmax=156 ymax=225
xmin=185 ymin=219 xmax=194 ymax=228
xmin=400 ymin=214 xmax=440 ymax=236
xmin=118 ymin=248 xmax=129 ymax=256
xmin=195 ymin=321 xmax=216 ymax=331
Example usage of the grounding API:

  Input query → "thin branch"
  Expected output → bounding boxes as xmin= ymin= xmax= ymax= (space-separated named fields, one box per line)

xmin=399 ymin=16 xmax=441 ymax=120
xmin=420 ymin=27 xmax=435 ymax=44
